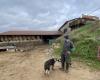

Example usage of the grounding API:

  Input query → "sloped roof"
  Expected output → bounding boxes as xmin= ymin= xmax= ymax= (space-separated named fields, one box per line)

xmin=58 ymin=18 xmax=81 ymax=31
xmin=58 ymin=21 xmax=69 ymax=31
xmin=0 ymin=31 xmax=62 ymax=36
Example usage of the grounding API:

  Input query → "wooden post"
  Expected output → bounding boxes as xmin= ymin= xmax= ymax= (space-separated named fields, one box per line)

xmin=31 ymin=36 xmax=34 ymax=40
xmin=1 ymin=36 xmax=4 ymax=42
xmin=5 ymin=36 xmax=8 ymax=42
xmin=23 ymin=36 xmax=26 ymax=41
xmin=97 ymin=46 xmax=100 ymax=60
xmin=0 ymin=36 xmax=2 ymax=42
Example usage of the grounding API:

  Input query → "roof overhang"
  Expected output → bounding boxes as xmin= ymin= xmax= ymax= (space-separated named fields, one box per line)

xmin=0 ymin=31 xmax=62 ymax=36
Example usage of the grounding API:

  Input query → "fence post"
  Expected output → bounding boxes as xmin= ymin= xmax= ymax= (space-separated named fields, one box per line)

xmin=97 ymin=46 xmax=100 ymax=60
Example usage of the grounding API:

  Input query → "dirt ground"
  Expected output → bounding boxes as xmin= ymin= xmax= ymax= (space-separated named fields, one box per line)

xmin=0 ymin=45 xmax=100 ymax=80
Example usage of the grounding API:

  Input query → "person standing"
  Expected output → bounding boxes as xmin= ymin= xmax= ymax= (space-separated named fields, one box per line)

xmin=60 ymin=35 xmax=74 ymax=72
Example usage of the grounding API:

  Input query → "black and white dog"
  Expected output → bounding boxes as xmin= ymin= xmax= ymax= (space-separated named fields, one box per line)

xmin=44 ymin=58 xmax=61 ymax=75
xmin=44 ymin=58 xmax=57 ymax=75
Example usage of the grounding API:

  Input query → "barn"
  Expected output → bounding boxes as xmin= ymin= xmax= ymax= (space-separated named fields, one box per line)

xmin=0 ymin=31 xmax=62 ymax=52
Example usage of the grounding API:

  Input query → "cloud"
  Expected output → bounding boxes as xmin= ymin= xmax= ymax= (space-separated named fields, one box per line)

xmin=0 ymin=0 xmax=100 ymax=32
xmin=38 ymin=11 xmax=50 ymax=17
xmin=9 ymin=26 xmax=30 ymax=31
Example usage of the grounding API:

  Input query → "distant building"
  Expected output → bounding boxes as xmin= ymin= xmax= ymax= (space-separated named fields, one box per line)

xmin=59 ymin=15 xmax=99 ymax=33
xmin=82 ymin=14 xmax=99 ymax=21
xmin=59 ymin=18 xmax=86 ymax=33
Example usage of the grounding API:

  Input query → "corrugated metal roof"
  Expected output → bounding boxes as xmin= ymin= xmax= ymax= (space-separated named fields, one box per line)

xmin=0 ymin=31 xmax=62 ymax=36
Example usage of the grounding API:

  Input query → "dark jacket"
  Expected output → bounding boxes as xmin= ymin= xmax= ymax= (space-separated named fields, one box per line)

xmin=62 ymin=39 xmax=74 ymax=55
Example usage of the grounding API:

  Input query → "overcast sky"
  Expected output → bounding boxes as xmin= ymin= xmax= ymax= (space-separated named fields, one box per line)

xmin=0 ymin=0 xmax=100 ymax=32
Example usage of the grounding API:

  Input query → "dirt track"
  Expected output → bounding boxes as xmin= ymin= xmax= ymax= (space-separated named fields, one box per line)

xmin=0 ymin=45 xmax=100 ymax=80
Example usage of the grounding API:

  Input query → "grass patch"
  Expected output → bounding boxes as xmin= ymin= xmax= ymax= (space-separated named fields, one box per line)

xmin=54 ymin=21 xmax=100 ymax=70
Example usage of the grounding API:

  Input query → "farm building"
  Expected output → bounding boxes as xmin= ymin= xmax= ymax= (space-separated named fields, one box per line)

xmin=0 ymin=31 xmax=62 ymax=42
xmin=59 ymin=15 xmax=99 ymax=33
xmin=58 ymin=18 xmax=86 ymax=33
xmin=82 ymin=14 xmax=99 ymax=21
xmin=0 ymin=31 xmax=62 ymax=52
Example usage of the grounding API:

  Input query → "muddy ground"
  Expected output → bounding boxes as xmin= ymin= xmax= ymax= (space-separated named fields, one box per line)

xmin=0 ymin=45 xmax=100 ymax=80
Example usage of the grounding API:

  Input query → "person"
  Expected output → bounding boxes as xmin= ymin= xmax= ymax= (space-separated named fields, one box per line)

xmin=60 ymin=35 xmax=74 ymax=72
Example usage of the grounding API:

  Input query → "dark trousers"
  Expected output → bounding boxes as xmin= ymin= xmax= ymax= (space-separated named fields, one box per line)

xmin=61 ymin=53 xmax=70 ymax=71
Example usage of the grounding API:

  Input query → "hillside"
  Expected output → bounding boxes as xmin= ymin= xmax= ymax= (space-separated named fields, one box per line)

xmin=70 ymin=21 xmax=100 ymax=69
xmin=54 ymin=21 xmax=100 ymax=70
